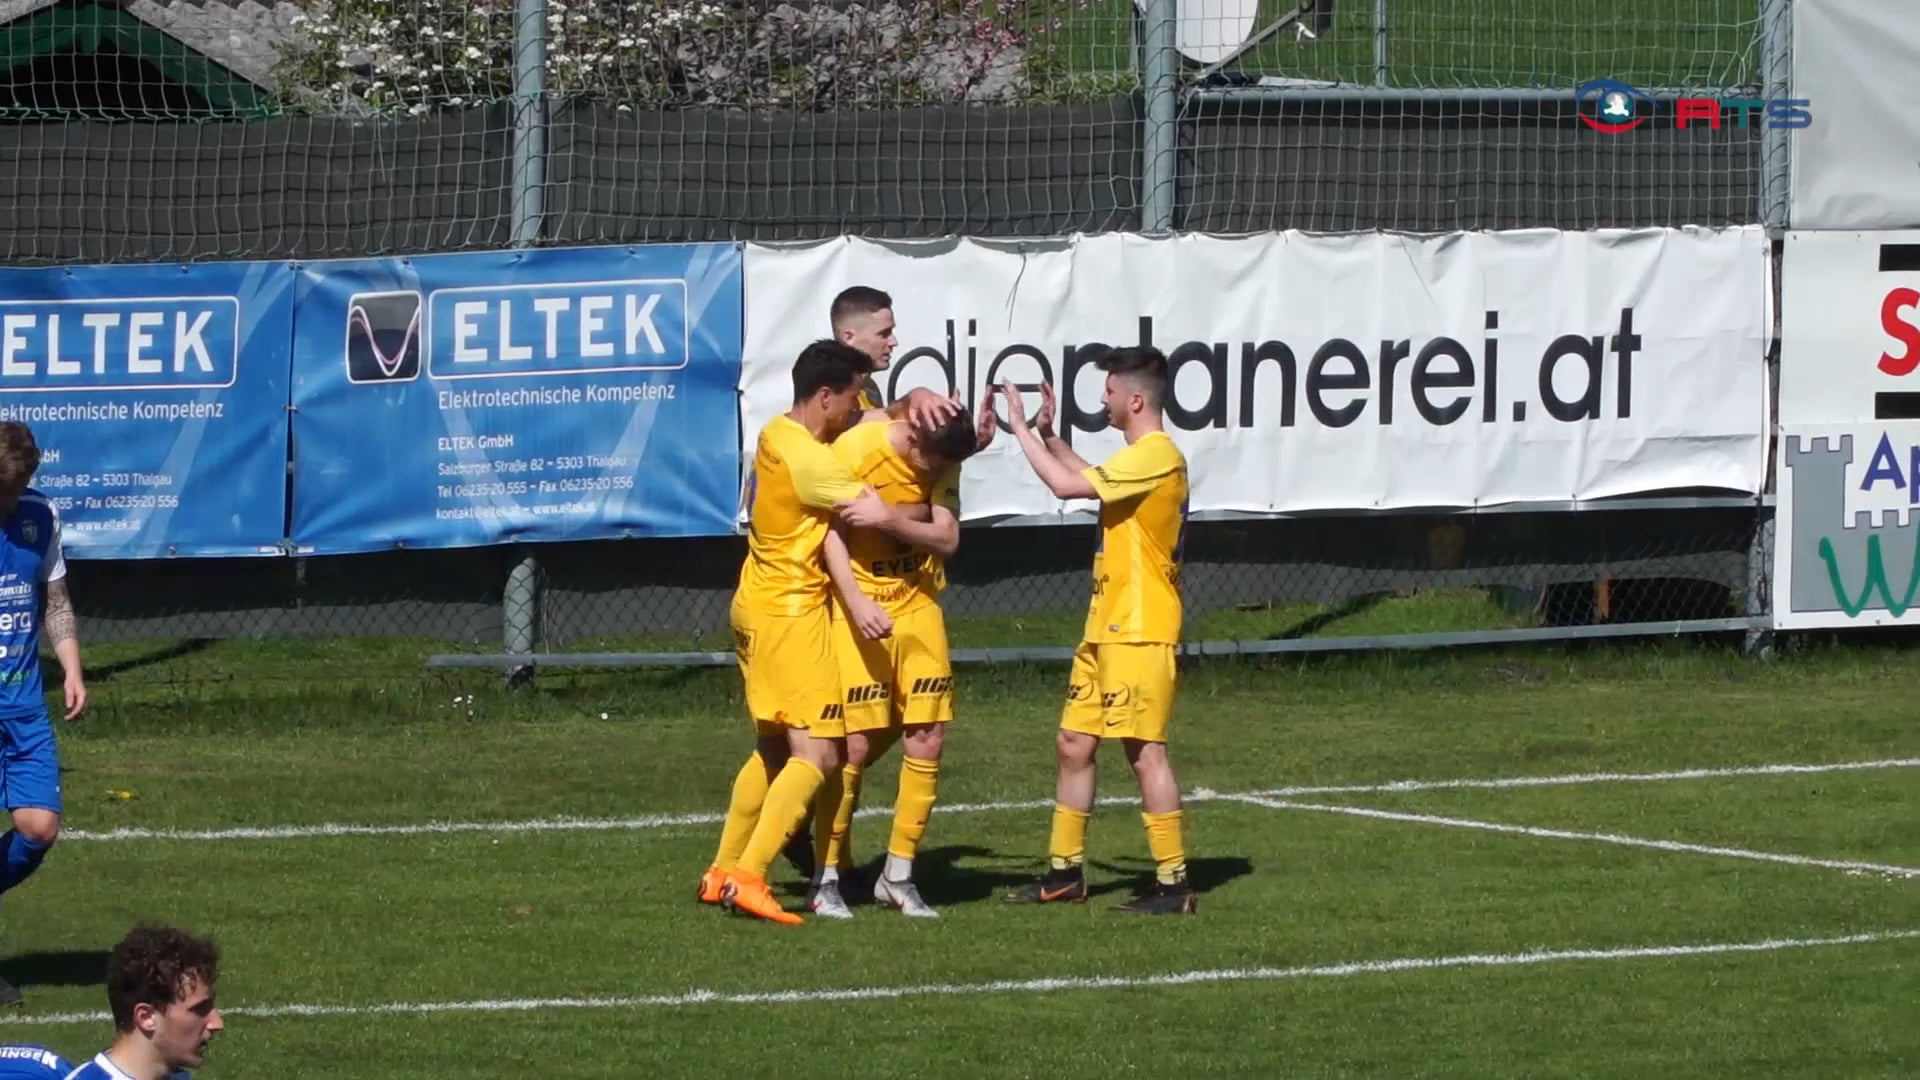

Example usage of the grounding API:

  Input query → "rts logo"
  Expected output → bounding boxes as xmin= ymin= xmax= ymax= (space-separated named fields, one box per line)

xmin=1575 ymin=78 xmax=1812 ymax=133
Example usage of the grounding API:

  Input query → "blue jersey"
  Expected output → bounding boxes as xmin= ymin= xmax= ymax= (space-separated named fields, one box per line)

xmin=62 ymin=1054 xmax=187 ymax=1080
xmin=0 ymin=490 xmax=63 ymax=720
xmin=0 ymin=1044 xmax=72 ymax=1077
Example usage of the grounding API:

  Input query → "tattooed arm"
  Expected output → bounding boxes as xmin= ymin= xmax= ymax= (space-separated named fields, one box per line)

xmin=44 ymin=577 xmax=85 ymax=720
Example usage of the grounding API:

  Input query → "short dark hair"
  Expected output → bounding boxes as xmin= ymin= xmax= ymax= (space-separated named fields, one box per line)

xmin=792 ymin=339 xmax=869 ymax=403
xmin=916 ymin=405 xmax=980 ymax=465
xmin=830 ymin=286 xmax=893 ymax=331
xmin=106 ymin=924 xmax=221 ymax=1032
xmin=0 ymin=422 xmax=39 ymax=496
xmin=1099 ymin=346 xmax=1169 ymax=407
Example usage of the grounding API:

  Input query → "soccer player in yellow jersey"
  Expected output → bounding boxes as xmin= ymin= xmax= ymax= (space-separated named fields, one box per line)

xmin=806 ymin=405 xmax=990 ymax=919
xmin=994 ymin=346 xmax=1199 ymax=915
xmin=699 ymin=339 xmax=916 ymax=926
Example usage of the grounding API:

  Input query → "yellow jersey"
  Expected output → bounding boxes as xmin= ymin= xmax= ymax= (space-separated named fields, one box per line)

xmin=833 ymin=420 xmax=959 ymax=618
xmin=1081 ymin=431 xmax=1187 ymax=644
xmin=735 ymin=414 xmax=869 ymax=618
xmin=857 ymin=378 xmax=882 ymax=412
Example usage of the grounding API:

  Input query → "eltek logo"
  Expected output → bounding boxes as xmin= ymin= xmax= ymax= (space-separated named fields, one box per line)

xmin=1874 ymin=244 xmax=1920 ymax=420
xmin=0 ymin=296 xmax=238 ymax=392
xmin=425 ymin=279 xmax=689 ymax=381
xmin=1576 ymin=78 xmax=1812 ymax=132
xmin=345 ymin=290 xmax=422 ymax=384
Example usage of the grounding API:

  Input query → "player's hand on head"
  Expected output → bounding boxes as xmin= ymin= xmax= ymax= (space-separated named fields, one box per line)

xmin=905 ymin=387 xmax=961 ymax=430
xmin=836 ymin=487 xmax=892 ymax=529
xmin=974 ymin=395 xmax=998 ymax=449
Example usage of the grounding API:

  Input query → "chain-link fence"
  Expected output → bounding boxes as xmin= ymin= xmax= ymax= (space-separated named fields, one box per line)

xmin=3 ymin=0 xmax=1785 ymax=688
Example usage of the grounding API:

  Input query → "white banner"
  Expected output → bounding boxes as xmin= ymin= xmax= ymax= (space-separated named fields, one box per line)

xmin=1775 ymin=422 xmax=1920 ymax=630
xmin=1778 ymin=230 xmax=1920 ymax=426
xmin=741 ymin=230 xmax=1771 ymax=521
xmin=1790 ymin=0 xmax=1920 ymax=231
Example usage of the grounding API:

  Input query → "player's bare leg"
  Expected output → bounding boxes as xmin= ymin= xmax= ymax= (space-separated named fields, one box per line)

xmin=872 ymin=721 xmax=942 ymax=917
xmin=1117 ymin=738 xmax=1195 ymax=915
xmin=810 ymin=727 xmax=896 ymax=919
xmin=1005 ymin=729 xmax=1098 ymax=904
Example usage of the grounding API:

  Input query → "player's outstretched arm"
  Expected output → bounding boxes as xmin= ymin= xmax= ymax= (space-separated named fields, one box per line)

xmin=823 ymin=525 xmax=893 ymax=640
xmin=994 ymin=382 xmax=1096 ymax=500
xmin=44 ymin=578 xmax=85 ymax=721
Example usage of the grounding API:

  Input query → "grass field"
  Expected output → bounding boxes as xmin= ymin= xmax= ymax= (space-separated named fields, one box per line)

xmin=0 ymin=634 xmax=1913 ymax=1077
xmin=1029 ymin=0 xmax=1762 ymax=93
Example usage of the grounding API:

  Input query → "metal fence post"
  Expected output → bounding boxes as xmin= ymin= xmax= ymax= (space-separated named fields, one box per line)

xmin=511 ymin=0 xmax=548 ymax=247
xmin=1759 ymin=0 xmax=1791 ymax=232
xmin=503 ymin=553 xmax=542 ymax=688
xmin=1373 ymin=0 xmax=1390 ymax=86
xmin=1140 ymin=0 xmax=1179 ymax=233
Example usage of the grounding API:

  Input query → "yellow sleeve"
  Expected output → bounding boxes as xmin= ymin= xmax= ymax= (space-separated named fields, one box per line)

xmin=1082 ymin=437 xmax=1181 ymax=504
xmin=932 ymin=467 xmax=961 ymax=513
xmin=790 ymin=436 xmax=867 ymax=509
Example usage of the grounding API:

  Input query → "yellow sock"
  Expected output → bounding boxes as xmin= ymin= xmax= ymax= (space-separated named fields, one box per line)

xmin=1142 ymin=810 xmax=1187 ymax=885
xmin=887 ymin=756 xmax=940 ymax=862
xmin=1048 ymin=804 xmax=1090 ymax=871
xmin=711 ymin=751 xmax=772 ymax=871
xmin=737 ymin=759 xmax=827 ymax=878
xmin=816 ymin=763 xmax=863 ymax=875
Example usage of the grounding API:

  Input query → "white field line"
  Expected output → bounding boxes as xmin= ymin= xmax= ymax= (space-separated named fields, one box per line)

xmin=59 ymin=757 xmax=1920 ymax=843
xmin=2 ymin=929 xmax=1913 ymax=1027
xmin=1230 ymin=795 xmax=1920 ymax=880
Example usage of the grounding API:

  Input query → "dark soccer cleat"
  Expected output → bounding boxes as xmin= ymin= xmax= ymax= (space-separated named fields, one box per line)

xmin=0 ymin=974 xmax=21 ymax=1007
xmin=1114 ymin=881 xmax=1198 ymax=915
xmin=1004 ymin=865 xmax=1087 ymax=904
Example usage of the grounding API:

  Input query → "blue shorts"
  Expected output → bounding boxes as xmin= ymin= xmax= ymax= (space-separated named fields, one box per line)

xmin=0 ymin=711 xmax=61 ymax=815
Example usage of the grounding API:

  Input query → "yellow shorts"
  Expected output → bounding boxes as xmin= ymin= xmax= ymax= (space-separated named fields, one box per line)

xmin=1058 ymin=640 xmax=1178 ymax=743
xmin=830 ymin=600 xmax=955 ymax=734
xmin=730 ymin=602 xmax=845 ymax=740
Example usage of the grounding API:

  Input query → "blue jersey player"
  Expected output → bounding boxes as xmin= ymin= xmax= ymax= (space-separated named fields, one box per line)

xmin=0 ymin=422 xmax=88 ymax=1007
xmin=0 ymin=1046 xmax=71 ymax=1078
xmin=65 ymin=924 xmax=220 ymax=1080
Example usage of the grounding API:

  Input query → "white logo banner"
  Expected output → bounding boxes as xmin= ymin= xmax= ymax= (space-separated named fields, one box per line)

xmin=741 ymin=229 xmax=1771 ymax=521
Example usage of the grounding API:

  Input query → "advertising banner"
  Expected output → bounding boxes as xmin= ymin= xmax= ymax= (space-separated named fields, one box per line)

xmin=0 ymin=260 xmax=294 ymax=558
xmin=1790 ymin=0 xmax=1920 ymax=231
xmin=291 ymin=245 xmax=743 ymax=553
xmin=742 ymin=229 xmax=1771 ymax=521
xmin=1777 ymin=230 xmax=1920 ymax=425
xmin=1775 ymin=422 xmax=1920 ymax=629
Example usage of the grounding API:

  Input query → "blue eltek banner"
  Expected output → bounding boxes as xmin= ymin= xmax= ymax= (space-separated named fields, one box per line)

xmin=0 ymin=261 xmax=294 ymax=559
xmin=291 ymin=244 xmax=743 ymax=553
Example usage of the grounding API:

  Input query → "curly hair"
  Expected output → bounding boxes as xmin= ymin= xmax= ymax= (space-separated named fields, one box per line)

xmin=0 ymin=422 xmax=39 ymax=496
xmin=106 ymin=924 xmax=221 ymax=1032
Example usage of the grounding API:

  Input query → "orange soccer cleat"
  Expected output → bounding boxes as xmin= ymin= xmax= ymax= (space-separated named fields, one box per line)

xmin=721 ymin=870 xmax=804 ymax=926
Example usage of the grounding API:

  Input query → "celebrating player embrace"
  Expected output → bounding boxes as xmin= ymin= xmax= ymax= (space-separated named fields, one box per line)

xmin=993 ymin=347 xmax=1198 ymax=916
xmin=808 ymin=399 xmax=990 ymax=919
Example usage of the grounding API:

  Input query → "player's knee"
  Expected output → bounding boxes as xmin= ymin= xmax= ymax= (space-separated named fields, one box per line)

xmin=801 ymin=737 xmax=845 ymax=773
xmin=1055 ymin=729 xmax=1097 ymax=768
xmin=13 ymin=811 xmax=60 ymax=847
xmin=1125 ymin=739 xmax=1171 ymax=777
xmin=904 ymin=722 xmax=944 ymax=759
xmin=846 ymin=731 xmax=873 ymax=768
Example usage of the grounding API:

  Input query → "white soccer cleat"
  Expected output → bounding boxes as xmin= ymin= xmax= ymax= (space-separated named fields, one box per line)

xmin=809 ymin=880 xmax=854 ymax=920
xmin=873 ymin=876 xmax=940 ymax=918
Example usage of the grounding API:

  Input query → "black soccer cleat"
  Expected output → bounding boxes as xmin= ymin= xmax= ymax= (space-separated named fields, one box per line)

xmin=0 ymin=974 xmax=21 ymax=1007
xmin=1114 ymin=881 xmax=1198 ymax=915
xmin=1004 ymin=865 xmax=1088 ymax=904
